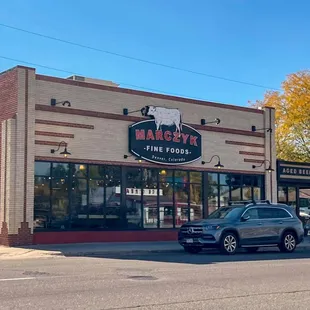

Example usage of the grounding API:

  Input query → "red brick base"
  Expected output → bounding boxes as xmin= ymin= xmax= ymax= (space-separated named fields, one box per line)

xmin=0 ymin=222 xmax=33 ymax=246
xmin=34 ymin=230 xmax=178 ymax=245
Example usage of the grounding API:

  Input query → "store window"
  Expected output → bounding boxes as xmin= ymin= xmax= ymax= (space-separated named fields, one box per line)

xmin=34 ymin=162 xmax=264 ymax=231
xmin=143 ymin=168 xmax=158 ymax=229
xmin=105 ymin=166 xmax=122 ymax=229
xmin=125 ymin=167 xmax=143 ymax=229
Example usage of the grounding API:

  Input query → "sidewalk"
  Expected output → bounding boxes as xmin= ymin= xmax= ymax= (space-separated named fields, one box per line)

xmin=0 ymin=241 xmax=182 ymax=260
xmin=0 ymin=239 xmax=310 ymax=260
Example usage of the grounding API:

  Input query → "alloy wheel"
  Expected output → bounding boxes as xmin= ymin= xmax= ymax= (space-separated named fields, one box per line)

xmin=224 ymin=235 xmax=237 ymax=253
xmin=284 ymin=234 xmax=296 ymax=251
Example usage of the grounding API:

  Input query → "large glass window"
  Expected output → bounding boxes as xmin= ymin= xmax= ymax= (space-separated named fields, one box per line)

xmin=159 ymin=170 xmax=174 ymax=228
xmin=143 ymin=168 xmax=158 ymax=228
xmin=34 ymin=162 xmax=265 ymax=231
xmin=105 ymin=166 xmax=122 ymax=229
xmin=34 ymin=176 xmax=50 ymax=229
xmin=125 ymin=167 xmax=143 ymax=229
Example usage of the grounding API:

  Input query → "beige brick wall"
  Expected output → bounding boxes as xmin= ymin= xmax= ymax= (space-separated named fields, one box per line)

xmin=36 ymin=80 xmax=264 ymax=132
xmin=34 ymin=79 xmax=270 ymax=175
xmin=0 ymin=120 xmax=7 ymax=228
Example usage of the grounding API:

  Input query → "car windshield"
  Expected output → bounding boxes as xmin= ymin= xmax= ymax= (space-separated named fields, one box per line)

xmin=207 ymin=207 xmax=243 ymax=219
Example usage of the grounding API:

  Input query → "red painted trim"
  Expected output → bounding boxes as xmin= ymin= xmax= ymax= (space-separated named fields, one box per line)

xmin=36 ymin=74 xmax=264 ymax=114
xmin=35 ymin=140 xmax=68 ymax=147
xmin=35 ymin=131 xmax=74 ymax=138
xmin=33 ymin=230 xmax=178 ymax=244
xmin=36 ymin=119 xmax=94 ymax=129
xmin=226 ymin=140 xmax=264 ymax=148
xmin=35 ymin=104 xmax=264 ymax=138
xmin=34 ymin=156 xmax=265 ymax=175
xmin=244 ymin=158 xmax=264 ymax=164
xmin=239 ymin=151 xmax=265 ymax=157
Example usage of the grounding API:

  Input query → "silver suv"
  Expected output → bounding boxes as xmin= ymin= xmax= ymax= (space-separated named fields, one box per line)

xmin=178 ymin=200 xmax=304 ymax=255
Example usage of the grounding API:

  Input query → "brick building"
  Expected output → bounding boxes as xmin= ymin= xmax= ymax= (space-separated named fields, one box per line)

xmin=0 ymin=66 xmax=277 ymax=246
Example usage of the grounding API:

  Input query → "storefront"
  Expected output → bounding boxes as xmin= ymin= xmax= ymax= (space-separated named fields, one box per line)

xmin=277 ymin=160 xmax=310 ymax=220
xmin=0 ymin=66 xmax=277 ymax=246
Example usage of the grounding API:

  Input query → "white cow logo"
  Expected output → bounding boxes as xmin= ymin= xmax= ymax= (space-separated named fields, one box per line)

xmin=141 ymin=106 xmax=183 ymax=134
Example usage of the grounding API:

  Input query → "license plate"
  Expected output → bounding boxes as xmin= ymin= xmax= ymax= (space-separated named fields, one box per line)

xmin=185 ymin=239 xmax=193 ymax=243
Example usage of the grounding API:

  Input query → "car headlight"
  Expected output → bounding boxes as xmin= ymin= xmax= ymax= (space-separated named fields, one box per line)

xmin=204 ymin=225 xmax=221 ymax=231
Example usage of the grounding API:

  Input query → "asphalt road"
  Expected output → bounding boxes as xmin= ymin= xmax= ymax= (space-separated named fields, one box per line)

xmin=1 ymin=248 xmax=310 ymax=310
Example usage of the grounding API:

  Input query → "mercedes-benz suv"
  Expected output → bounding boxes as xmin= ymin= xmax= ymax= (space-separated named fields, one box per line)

xmin=178 ymin=200 xmax=304 ymax=255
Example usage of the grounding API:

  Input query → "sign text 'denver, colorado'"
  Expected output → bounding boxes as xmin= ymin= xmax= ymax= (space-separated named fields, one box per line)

xmin=129 ymin=119 xmax=202 ymax=165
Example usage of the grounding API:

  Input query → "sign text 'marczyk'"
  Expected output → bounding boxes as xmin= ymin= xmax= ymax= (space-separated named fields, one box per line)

xmin=135 ymin=129 xmax=199 ymax=146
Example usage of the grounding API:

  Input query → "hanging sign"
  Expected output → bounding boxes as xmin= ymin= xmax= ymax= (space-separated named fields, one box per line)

xmin=128 ymin=106 xmax=202 ymax=165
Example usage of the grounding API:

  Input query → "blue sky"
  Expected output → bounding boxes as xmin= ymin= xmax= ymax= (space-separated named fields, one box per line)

xmin=1 ymin=0 xmax=309 ymax=106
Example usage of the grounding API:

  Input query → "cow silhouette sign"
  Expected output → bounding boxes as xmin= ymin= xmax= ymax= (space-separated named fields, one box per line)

xmin=129 ymin=106 xmax=202 ymax=165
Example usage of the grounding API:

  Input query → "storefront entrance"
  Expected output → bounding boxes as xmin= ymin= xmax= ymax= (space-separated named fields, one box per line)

xmin=277 ymin=161 xmax=310 ymax=228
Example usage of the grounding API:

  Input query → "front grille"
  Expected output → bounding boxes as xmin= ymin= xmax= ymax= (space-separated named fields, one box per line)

xmin=180 ymin=226 xmax=203 ymax=237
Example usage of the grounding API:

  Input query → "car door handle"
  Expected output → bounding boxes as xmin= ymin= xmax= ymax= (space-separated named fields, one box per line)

xmin=257 ymin=223 xmax=263 ymax=225
xmin=279 ymin=221 xmax=283 ymax=224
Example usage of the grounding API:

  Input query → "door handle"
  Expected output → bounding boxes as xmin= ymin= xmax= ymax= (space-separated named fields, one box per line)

xmin=279 ymin=221 xmax=283 ymax=224
xmin=257 ymin=223 xmax=263 ymax=225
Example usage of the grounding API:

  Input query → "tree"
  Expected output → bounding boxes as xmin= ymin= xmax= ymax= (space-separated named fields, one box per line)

xmin=250 ymin=71 xmax=310 ymax=162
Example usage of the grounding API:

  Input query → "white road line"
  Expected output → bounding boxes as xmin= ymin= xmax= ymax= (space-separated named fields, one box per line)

xmin=0 ymin=277 xmax=36 ymax=282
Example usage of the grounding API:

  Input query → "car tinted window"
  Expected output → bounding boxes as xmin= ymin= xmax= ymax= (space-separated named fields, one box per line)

xmin=273 ymin=208 xmax=291 ymax=218
xmin=258 ymin=207 xmax=291 ymax=219
xmin=242 ymin=208 xmax=259 ymax=220
xmin=207 ymin=207 xmax=242 ymax=219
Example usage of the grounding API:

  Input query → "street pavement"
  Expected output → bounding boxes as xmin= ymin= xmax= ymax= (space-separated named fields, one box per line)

xmin=1 ymin=247 xmax=310 ymax=309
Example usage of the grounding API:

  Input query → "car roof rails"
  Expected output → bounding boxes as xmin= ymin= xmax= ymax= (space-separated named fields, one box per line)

xmin=228 ymin=200 xmax=271 ymax=206
xmin=228 ymin=200 xmax=254 ymax=206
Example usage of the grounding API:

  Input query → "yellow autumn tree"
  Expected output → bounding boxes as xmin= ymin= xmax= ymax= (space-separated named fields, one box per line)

xmin=250 ymin=71 xmax=310 ymax=162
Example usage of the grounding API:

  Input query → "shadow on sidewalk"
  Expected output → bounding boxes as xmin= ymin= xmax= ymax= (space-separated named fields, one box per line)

xmin=61 ymin=247 xmax=310 ymax=265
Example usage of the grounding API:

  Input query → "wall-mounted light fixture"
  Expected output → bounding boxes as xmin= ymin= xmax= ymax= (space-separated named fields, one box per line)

xmin=51 ymin=141 xmax=71 ymax=158
xmin=123 ymin=108 xmax=143 ymax=116
xmin=200 ymin=118 xmax=221 ymax=126
xmin=251 ymin=125 xmax=272 ymax=133
xmin=51 ymin=98 xmax=71 ymax=107
xmin=202 ymin=155 xmax=224 ymax=169
xmin=252 ymin=160 xmax=274 ymax=173
xmin=124 ymin=154 xmax=143 ymax=163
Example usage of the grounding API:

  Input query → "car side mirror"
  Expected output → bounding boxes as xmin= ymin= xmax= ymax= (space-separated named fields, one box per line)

xmin=241 ymin=215 xmax=250 ymax=222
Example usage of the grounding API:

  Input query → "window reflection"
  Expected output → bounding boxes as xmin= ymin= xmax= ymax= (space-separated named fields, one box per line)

xmin=51 ymin=178 xmax=69 ymax=229
xmin=143 ymin=169 xmax=158 ymax=228
xmin=34 ymin=176 xmax=50 ymax=229
xmin=159 ymin=182 xmax=173 ymax=228
xmin=105 ymin=166 xmax=122 ymax=229
xmin=71 ymin=178 xmax=88 ymax=228
xmin=52 ymin=163 xmax=69 ymax=179
xmin=190 ymin=184 xmax=202 ymax=221
xmin=125 ymin=167 xmax=142 ymax=229
xmin=35 ymin=162 xmax=50 ymax=176
xmin=34 ymin=162 xmax=266 ymax=231
xmin=208 ymin=185 xmax=218 ymax=214
xmin=88 ymin=180 xmax=104 ymax=228
xmin=175 ymin=183 xmax=189 ymax=227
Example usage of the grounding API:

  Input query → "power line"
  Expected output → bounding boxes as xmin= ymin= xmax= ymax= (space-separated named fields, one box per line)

xmin=0 ymin=22 xmax=281 ymax=91
xmin=0 ymin=55 xmax=210 ymax=101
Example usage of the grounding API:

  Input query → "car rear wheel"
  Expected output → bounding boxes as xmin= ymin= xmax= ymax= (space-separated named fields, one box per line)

xmin=245 ymin=247 xmax=259 ymax=253
xmin=184 ymin=247 xmax=202 ymax=254
xmin=279 ymin=231 xmax=297 ymax=253
xmin=220 ymin=232 xmax=238 ymax=255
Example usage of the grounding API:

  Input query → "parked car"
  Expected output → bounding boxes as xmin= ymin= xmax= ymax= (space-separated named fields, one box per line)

xmin=178 ymin=200 xmax=304 ymax=255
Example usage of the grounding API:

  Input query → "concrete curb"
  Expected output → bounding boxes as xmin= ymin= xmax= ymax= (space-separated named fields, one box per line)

xmin=1 ymin=242 xmax=310 ymax=260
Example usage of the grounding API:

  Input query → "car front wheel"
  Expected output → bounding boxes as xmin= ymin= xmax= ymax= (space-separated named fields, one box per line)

xmin=279 ymin=232 xmax=297 ymax=253
xmin=220 ymin=232 xmax=238 ymax=255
